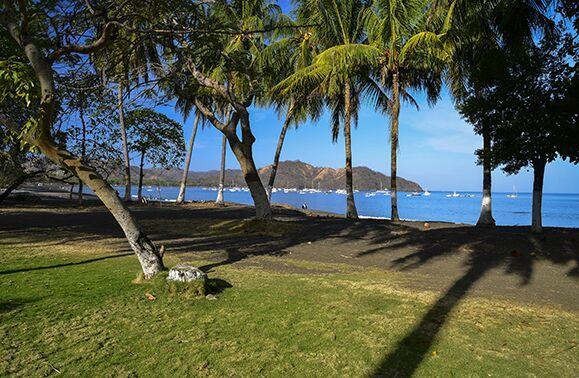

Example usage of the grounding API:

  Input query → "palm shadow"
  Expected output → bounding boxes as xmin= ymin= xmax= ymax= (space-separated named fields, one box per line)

xmin=0 ymin=297 xmax=40 ymax=314
xmin=368 ymin=226 xmax=577 ymax=377
xmin=372 ymin=248 xmax=498 ymax=377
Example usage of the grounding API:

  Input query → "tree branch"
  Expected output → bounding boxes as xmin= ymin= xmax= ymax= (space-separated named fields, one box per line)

xmin=193 ymin=99 xmax=227 ymax=131
xmin=49 ymin=21 xmax=116 ymax=61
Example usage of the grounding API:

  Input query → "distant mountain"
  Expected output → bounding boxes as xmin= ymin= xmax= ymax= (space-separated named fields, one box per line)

xmin=113 ymin=160 xmax=422 ymax=192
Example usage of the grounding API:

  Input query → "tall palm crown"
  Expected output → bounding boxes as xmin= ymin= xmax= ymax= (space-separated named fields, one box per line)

xmin=272 ymin=0 xmax=381 ymax=219
xmin=363 ymin=0 xmax=444 ymax=105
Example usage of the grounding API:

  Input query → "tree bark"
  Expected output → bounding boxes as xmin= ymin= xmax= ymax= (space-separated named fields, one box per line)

xmin=531 ymin=160 xmax=546 ymax=233
xmin=78 ymin=107 xmax=87 ymax=206
xmin=0 ymin=171 xmax=43 ymax=204
xmin=267 ymin=107 xmax=294 ymax=199
xmin=137 ymin=151 xmax=145 ymax=203
xmin=476 ymin=128 xmax=496 ymax=226
xmin=216 ymin=134 xmax=227 ymax=205
xmin=176 ymin=113 xmax=201 ymax=204
xmin=118 ymin=83 xmax=132 ymax=202
xmin=195 ymin=100 xmax=272 ymax=219
xmin=390 ymin=73 xmax=401 ymax=221
xmin=227 ymin=113 xmax=272 ymax=219
xmin=37 ymin=139 xmax=164 ymax=277
xmin=344 ymin=82 xmax=359 ymax=219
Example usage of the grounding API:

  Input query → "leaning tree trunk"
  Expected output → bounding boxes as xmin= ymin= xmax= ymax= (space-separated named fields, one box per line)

xmin=195 ymin=101 xmax=271 ymax=218
xmin=227 ymin=115 xmax=272 ymax=219
xmin=344 ymin=82 xmax=358 ymax=219
xmin=476 ymin=127 xmax=496 ymax=226
xmin=390 ymin=74 xmax=401 ymax=221
xmin=118 ymin=83 xmax=132 ymax=202
xmin=531 ymin=159 xmax=546 ymax=233
xmin=137 ymin=152 xmax=145 ymax=203
xmin=5 ymin=18 xmax=164 ymax=279
xmin=267 ymin=108 xmax=294 ymax=199
xmin=77 ymin=107 xmax=87 ymax=206
xmin=37 ymin=138 xmax=164 ymax=277
xmin=215 ymin=134 xmax=227 ymax=205
xmin=0 ymin=171 xmax=43 ymax=204
xmin=176 ymin=113 xmax=201 ymax=204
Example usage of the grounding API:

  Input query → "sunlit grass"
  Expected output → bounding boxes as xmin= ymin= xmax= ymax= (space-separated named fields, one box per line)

xmin=1 ymin=240 xmax=577 ymax=376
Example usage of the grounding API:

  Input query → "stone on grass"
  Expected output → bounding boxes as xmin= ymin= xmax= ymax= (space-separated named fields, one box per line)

xmin=166 ymin=264 xmax=207 ymax=298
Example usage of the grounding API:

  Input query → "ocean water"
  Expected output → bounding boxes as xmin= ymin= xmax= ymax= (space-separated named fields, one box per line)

xmin=115 ymin=186 xmax=579 ymax=228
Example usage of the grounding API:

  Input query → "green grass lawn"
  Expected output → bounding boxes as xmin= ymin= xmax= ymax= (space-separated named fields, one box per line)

xmin=1 ymin=240 xmax=577 ymax=377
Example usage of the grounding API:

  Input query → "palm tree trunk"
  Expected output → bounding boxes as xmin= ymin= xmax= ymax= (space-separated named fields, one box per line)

xmin=476 ymin=127 xmax=496 ymax=226
xmin=531 ymin=159 xmax=546 ymax=233
xmin=267 ymin=113 xmax=292 ymax=199
xmin=137 ymin=152 xmax=145 ymax=203
xmin=216 ymin=134 xmax=227 ymax=205
xmin=390 ymin=74 xmax=401 ymax=221
xmin=118 ymin=83 xmax=132 ymax=202
xmin=344 ymin=82 xmax=358 ymax=219
xmin=176 ymin=113 xmax=201 ymax=204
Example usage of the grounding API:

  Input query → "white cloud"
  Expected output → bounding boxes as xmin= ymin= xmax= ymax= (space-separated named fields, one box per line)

xmin=401 ymin=98 xmax=481 ymax=154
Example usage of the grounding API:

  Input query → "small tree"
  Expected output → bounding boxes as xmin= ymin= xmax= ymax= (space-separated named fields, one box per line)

xmin=60 ymin=72 xmax=121 ymax=205
xmin=126 ymin=108 xmax=185 ymax=202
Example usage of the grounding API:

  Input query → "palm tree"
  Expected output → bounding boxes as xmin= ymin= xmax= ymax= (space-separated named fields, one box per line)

xmin=362 ymin=0 xmax=446 ymax=221
xmin=273 ymin=0 xmax=373 ymax=219
xmin=182 ymin=0 xmax=287 ymax=219
xmin=260 ymin=26 xmax=322 ymax=198
xmin=176 ymin=112 xmax=201 ymax=204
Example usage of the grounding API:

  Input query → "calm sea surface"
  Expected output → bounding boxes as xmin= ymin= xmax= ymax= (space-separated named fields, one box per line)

xmin=113 ymin=186 xmax=579 ymax=228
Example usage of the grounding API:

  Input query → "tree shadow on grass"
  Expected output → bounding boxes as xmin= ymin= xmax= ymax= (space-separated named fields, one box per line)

xmin=367 ymin=226 xmax=577 ymax=377
xmin=0 ymin=253 xmax=133 ymax=276
xmin=371 ymin=249 xmax=498 ymax=377
xmin=0 ymin=297 xmax=40 ymax=314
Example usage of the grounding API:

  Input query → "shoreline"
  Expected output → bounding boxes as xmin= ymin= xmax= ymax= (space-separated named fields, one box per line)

xmin=5 ymin=188 xmax=579 ymax=230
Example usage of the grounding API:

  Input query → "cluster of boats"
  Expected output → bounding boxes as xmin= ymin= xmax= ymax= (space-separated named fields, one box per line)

xmin=445 ymin=191 xmax=476 ymax=198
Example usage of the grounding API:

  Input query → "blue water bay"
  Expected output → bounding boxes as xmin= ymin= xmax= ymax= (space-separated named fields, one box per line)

xmin=114 ymin=186 xmax=579 ymax=228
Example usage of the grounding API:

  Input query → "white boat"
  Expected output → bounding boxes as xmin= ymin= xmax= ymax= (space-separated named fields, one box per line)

xmin=335 ymin=189 xmax=347 ymax=195
xmin=406 ymin=192 xmax=421 ymax=197
xmin=423 ymin=189 xmax=431 ymax=196
xmin=507 ymin=185 xmax=518 ymax=199
xmin=446 ymin=191 xmax=461 ymax=198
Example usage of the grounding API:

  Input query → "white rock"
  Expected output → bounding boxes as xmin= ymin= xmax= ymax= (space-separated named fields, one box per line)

xmin=167 ymin=264 xmax=207 ymax=282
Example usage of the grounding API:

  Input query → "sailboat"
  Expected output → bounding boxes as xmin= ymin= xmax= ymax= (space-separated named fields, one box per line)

xmin=507 ymin=185 xmax=518 ymax=199
xmin=423 ymin=189 xmax=431 ymax=196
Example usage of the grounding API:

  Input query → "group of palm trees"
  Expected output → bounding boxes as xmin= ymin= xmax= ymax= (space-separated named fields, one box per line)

xmin=2 ymin=0 xmax=559 ymax=278
xmin=158 ymin=0 xmax=553 ymax=224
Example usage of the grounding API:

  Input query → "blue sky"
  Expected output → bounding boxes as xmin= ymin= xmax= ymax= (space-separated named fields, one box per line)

xmin=154 ymin=88 xmax=578 ymax=193
xmin=148 ymin=0 xmax=578 ymax=194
